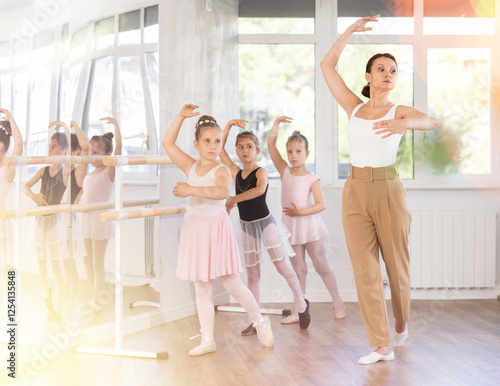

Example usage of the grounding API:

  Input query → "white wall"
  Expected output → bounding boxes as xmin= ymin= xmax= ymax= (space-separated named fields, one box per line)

xmin=254 ymin=185 xmax=500 ymax=304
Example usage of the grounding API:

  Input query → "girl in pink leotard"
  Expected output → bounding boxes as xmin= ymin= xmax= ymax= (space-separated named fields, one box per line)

xmin=78 ymin=117 xmax=122 ymax=312
xmin=268 ymin=116 xmax=346 ymax=323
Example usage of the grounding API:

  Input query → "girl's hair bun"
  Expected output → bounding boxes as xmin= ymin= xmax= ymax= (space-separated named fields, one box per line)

xmin=0 ymin=120 xmax=12 ymax=136
xmin=103 ymin=132 xmax=114 ymax=140
xmin=196 ymin=115 xmax=218 ymax=129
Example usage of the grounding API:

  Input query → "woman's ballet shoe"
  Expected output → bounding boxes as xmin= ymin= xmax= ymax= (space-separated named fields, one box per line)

xmin=298 ymin=299 xmax=311 ymax=329
xmin=358 ymin=351 xmax=394 ymax=365
xmin=394 ymin=327 xmax=408 ymax=346
xmin=188 ymin=331 xmax=216 ymax=357
xmin=253 ymin=316 xmax=273 ymax=347
xmin=334 ymin=302 xmax=346 ymax=319
xmin=241 ymin=323 xmax=257 ymax=336
xmin=44 ymin=288 xmax=54 ymax=312
xmin=280 ymin=314 xmax=299 ymax=324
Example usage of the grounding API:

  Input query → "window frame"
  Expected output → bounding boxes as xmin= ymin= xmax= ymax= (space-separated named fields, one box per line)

xmin=239 ymin=0 xmax=500 ymax=187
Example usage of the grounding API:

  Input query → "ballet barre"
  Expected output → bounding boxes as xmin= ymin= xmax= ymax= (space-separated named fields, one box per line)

xmin=103 ymin=154 xmax=249 ymax=166
xmin=3 ymin=154 xmax=248 ymax=166
xmin=0 ymin=197 xmax=160 ymax=219
xmin=3 ymin=155 xmax=105 ymax=165
xmin=100 ymin=205 xmax=185 ymax=222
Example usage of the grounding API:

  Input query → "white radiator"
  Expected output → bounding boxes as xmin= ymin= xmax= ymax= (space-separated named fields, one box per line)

xmin=409 ymin=211 xmax=496 ymax=289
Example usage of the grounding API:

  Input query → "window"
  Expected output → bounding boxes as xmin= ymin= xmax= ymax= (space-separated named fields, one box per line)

xmin=337 ymin=0 xmax=414 ymax=35
xmin=118 ymin=56 xmax=148 ymax=173
xmin=119 ymin=10 xmax=141 ymax=46
xmin=28 ymin=66 xmax=52 ymax=156
xmin=424 ymin=0 xmax=495 ymax=35
xmin=144 ymin=6 xmax=159 ymax=44
xmin=239 ymin=0 xmax=316 ymax=177
xmin=58 ymin=62 xmax=83 ymax=123
xmin=85 ymin=56 xmax=114 ymax=139
xmin=239 ymin=0 xmax=499 ymax=186
xmin=94 ymin=17 xmax=115 ymax=51
xmin=239 ymin=44 xmax=315 ymax=176
xmin=0 ymin=5 xmax=159 ymax=181
xmin=427 ymin=48 xmax=491 ymax=175
xmin=239 ymin=0 xmax=315 ymax=34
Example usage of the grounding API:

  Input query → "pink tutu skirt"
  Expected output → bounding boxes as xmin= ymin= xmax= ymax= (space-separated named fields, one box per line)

xmin=282 ymin=213 xmax=329 ymax=245
xmin=237 ymin=213 xmax=295 ymax=267
xmin=82 ymin=209 xmax=115 ymax=240
xmin=177 ymin=210 xmax=242 ymax=282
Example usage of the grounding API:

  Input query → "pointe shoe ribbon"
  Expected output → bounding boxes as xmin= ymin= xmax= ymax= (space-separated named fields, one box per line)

xmin=358 ymin=351 xmax=394 ymax=365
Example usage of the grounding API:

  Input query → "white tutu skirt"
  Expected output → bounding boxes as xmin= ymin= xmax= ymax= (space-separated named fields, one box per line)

xmin=0 ymin=218 xmax=13 ymax=267
xmin=238 ymin=213 xmax=295 ymax=267
xmin=27 ymin=213 xmax=70 ymax=260
xmin=64 ymin=212 xmax=86 ymax=259
xmin=282 ymin=213 xmax=329 ymax=245
xmin=177 ymin=210 xmax=242 ymax=282
xmin=82 ymin=209 xmax=115 ymax=240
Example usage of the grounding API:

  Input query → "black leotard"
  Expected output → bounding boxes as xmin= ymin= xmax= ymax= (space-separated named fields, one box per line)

xmin=235 ymin=167 xmax=270 ymax=222
xmin=40 ymin=166 xmax=66 ymax=205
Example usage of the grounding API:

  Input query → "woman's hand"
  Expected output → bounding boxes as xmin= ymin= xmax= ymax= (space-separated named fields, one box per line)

xmin=373 ymin=119 xmax=407 ymax=138
xmin=348 ymin=15 xmax=379 ymax=33
xmin=179 ymin=104 xmax=200 ymax=119
xmin=283 ymin=202 xmax=302 ymax=217
xmin=173 ymin=182 xmax=192 ymax=197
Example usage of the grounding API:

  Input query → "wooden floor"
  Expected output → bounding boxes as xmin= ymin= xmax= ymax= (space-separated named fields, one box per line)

xmin=4 ymin=299 xmax=500 ymax=386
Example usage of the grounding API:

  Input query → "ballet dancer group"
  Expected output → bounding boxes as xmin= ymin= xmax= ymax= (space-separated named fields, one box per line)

xmin=0 ymin=16 xmax=438 ymax=365
xmin=0 ymin=114 xmax=122 ymax=322
xmin=163 ymin=15 xmax=437 ymax=365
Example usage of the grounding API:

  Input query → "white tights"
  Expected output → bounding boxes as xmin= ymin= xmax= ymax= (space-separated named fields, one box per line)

xmin=84 ymin=239 xmax=108 ymax=301
xmin=290 ymin=239 xmax=343 ymax=309
xmin=194 ymin=274 xmax=262 ymax=336
xmin=246 ymin=257 xmax=306 ymax=313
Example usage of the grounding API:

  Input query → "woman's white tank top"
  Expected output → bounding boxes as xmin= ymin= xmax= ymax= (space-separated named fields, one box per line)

xmin=347 ymin=103 xmax=402 ymax=168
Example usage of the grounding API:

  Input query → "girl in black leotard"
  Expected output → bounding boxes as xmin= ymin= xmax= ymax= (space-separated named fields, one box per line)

xmin=221 ymin=119 xmax=311 ymax=335
xmin=24 ymin=126 xmax=72 ymax=322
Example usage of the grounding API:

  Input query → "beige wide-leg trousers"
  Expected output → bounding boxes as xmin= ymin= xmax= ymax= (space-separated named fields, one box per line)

xmin=342 ymin=164 xmax=411 ymax=347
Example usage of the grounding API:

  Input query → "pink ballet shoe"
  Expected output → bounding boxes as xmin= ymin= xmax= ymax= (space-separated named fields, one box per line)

xmin=188 ymin=330 xmax=216 ymax=356
xmin=334 ymin=302 xmax=346 ymax=319
xmin=253 ymin=316 xmax=273 ymax=347
xmin=358 ymin=351 xmax=394 ymax=365
xmin=280 ymin=314 xmax=299 ymax=324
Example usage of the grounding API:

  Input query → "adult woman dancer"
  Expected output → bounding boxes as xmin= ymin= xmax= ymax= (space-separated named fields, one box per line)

xmin=320 ymin=15 xmax=438 ymax=364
